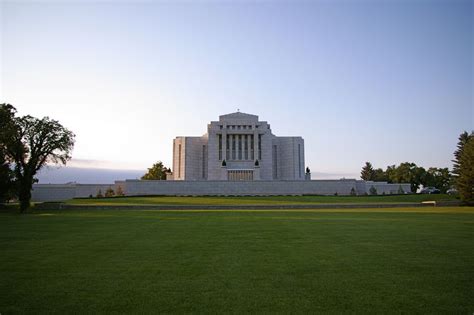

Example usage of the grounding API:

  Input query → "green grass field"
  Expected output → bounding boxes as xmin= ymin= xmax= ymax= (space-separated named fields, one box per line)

xmin=1 ymin=206 xmax=473 ymax=313
xmin=66 ymin=193 xmax=457 ymax=206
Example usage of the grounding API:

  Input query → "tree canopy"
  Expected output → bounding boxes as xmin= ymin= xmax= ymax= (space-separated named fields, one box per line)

xmin=141 ymin=161 xmax=170 ymax=180
xmin=0 ymin=104 xmax=75 ymax=211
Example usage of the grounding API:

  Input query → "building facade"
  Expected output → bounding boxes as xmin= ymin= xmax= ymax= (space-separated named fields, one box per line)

xmin=172 ymin=112 xmax=305 ymax=181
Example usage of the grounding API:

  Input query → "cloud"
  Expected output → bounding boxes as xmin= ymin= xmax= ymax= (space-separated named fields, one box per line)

xmin=49 ymin=158 xmax=145 ymax=171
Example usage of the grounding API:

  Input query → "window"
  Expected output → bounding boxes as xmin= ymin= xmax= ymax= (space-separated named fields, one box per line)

xmin=178 ymin=144 xmax=182 ymax=178
xmin=238 ymin=135 xmax=242 ymax=160
xmin=244 ymin=135 xmax=248 ymax=160
xmin=218 ymin=134 xmax=222 ymax=160
xmin=232 ymin=135 xmax=236 ymax=160
xmin=226 ymin=135 xmax=230 ymax=159
xmin=273 ymin=145 xmax=278 ymax=179
xmin=250 ymin=135 xmax=254 ymax=160
xmin=202 ymin=145 xmax=206 ymax=179
xmin=258 ymin=134 xmax=262 ymax=160
xmin=298 ymin=144 xmax=302 ymax=178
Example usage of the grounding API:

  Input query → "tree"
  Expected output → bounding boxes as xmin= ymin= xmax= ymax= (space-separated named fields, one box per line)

xmin=105 ymin=187 xmax=115 ymax=198
xmin=0 ymin=104 xmax=75 ymax=212
xmin=141 ymin=161 xmax=169 ymax=180
xmin=360 ymin=162 xmax=375 ymax=181
xmin=425 ymin=167 xmax=451 ymax=193
xmin=373 ymin=168 xmax=388 ymax=182
xmin=0 ymin=104 xmax=17 ymax=202
xmin=452 ymin=131 xmax=471 ymax=181
xmin=388 ymin=162 xmax=426 ymax=193
xmin=456 ymin=134 xmax=474 ymax=203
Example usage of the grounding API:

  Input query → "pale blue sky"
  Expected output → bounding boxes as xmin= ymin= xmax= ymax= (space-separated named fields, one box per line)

xmin=1 ymin=0 xmax=472 ymax=182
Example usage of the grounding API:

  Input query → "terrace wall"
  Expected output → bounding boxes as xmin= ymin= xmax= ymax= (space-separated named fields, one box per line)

xmin=31 ymin=180 xmax=411 ymax=201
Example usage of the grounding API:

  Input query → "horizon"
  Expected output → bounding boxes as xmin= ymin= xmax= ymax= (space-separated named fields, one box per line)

xmin=2 ymin=0 xmax=472 ymax=184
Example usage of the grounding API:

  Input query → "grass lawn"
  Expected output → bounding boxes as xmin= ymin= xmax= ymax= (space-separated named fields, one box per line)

xmin=1 ymin=207 xmax=473 ymax=313
xmin=66 ymin=193 xmax=457 ymax=206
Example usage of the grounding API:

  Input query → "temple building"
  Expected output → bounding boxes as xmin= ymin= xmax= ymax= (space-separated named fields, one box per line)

xmin=171 ymin=112 xmax=305 ymax=181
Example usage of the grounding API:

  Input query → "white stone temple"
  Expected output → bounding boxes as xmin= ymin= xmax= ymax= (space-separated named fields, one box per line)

xmin=171 ymin=112 xmax=305 ymax=181
xmin=30 ymin=111 xmax=413 ymax=201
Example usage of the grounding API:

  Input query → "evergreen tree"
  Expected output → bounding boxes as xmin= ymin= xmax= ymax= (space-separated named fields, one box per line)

xmin=360 ymin=162 xmax=375 ymax=181
xmin=452 ymin=131 xmax=472 ymax=184
xmin=457 ymin=135 xmax=474 ymax=203
xmin=369 ymin=186 xmax=378 ymax=195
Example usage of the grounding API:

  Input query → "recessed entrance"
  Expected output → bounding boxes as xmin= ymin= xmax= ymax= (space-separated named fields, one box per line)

xmin=227 ymin=170 xmax=254 ymax=181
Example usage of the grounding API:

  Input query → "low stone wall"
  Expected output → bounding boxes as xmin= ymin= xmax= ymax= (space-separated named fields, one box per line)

xmin=31 ymin=180 xmax=411 ymax=201
xmin=32 ymin=183 xmax=116 ymax=202
xmin=124 ymin=179 xmax=410 ymax=196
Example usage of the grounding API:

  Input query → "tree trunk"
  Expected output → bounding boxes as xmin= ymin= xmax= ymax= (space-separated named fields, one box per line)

xmin=18 ymin=179 xmax=32 ymax=213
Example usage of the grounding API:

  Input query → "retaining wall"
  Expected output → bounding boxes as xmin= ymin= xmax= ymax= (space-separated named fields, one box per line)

xmin=31 ymin=180 xmax=411 ymax=201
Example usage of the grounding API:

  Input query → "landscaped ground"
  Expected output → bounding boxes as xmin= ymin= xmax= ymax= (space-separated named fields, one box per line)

xmin=66 ymin=193 xmax=457 ymax=206
xmin=1 ymin=206 xmax=473 ymax=313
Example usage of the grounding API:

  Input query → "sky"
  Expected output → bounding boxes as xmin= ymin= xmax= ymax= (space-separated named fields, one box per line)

xmin=1 ymin=0 xmax=472 ymax=183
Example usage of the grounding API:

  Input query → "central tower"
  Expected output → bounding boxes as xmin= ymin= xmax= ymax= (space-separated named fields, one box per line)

xmin=172 ymin=112 xmax=305 ymax=181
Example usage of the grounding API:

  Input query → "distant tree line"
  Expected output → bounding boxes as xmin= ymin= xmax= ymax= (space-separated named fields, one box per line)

xmin=360 ymin=161 xmax=450 ymax=194
xmin=360 ymin=131 xmax=473 ymax=202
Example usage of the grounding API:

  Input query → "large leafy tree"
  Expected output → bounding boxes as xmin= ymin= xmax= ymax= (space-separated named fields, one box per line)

xmin=0 ymin=104 xmax=75 ymax=212
xmin=360 ymin=162 xmax=375 ymax=181
xmin=455 ymin=132 xmax=474 ymax=203
xmin=424 ymin=167 xmax=451 ymax=193
xmin=141 ymin=161 xmax=170 ymax=180
xmin=373 ymin=168 xmax=388 ymax=182
xmin=388 ymin=162 xmax=426 ymax=193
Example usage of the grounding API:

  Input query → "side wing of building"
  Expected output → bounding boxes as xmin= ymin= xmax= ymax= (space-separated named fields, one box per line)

xmin=172 ymin=136 xmax=208 ymax=180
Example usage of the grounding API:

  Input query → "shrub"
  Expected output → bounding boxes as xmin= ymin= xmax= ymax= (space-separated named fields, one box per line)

xmin=96 ymin=189 xmax=103 ymax=198
xmin=105 ymin=187 xmax=115 ymax=198
xmin=116 ymin=186 xmax=124 ymax=196
xmin=369 ymin=186 xmax=378 ymax=195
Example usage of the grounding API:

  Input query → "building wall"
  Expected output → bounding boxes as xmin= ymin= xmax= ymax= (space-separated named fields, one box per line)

xmin=172 ymin=137 xmax=185 ymax=180
xmin=273 ymin=137 xmax=305 ymax=180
